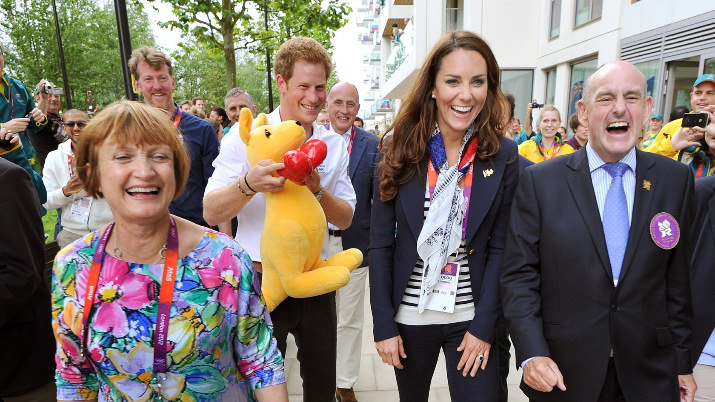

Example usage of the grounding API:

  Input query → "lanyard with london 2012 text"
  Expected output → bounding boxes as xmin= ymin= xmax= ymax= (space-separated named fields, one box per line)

xmin=81 ymin=216 xmax=179 ymax=378
xmin=427 ymin=137 xmax=478 ymax=240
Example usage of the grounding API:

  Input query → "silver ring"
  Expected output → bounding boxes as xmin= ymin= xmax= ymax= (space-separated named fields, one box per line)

xmin=478 ymin=354 xmax=484 ymax=361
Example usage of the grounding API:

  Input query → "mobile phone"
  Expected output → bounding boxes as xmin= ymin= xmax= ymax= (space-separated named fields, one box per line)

xmin=682 ymin=112 xmax=710 ymax=128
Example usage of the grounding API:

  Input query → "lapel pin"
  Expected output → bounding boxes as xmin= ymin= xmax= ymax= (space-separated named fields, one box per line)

xmin=483 ymin=169 xmax=493 ymax=178
xmin=643 ymin=180 xmax=651 ymax=191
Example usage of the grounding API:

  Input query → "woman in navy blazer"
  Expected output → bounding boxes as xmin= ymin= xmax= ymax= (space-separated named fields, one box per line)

xmin=369 ymin=31 xmax=519 ymax=401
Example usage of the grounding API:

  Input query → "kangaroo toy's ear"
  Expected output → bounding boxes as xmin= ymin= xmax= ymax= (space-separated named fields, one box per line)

xmin=239 ymin=108 xmax=253 ymax=145
xmin=254 ymin=113 xmax=268 ymax=128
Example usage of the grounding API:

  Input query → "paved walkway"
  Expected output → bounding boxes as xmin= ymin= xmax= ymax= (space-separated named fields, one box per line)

xmin=284 ymin=280 xmax=529 ymax=401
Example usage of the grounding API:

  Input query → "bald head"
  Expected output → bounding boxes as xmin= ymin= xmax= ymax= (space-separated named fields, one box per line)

xmin=577 ymin=60 xmax=652 ymax=163
xmin=327 ymin=81 xmax=360 ymax=134
xmin=582 ymin=61 xmax=647 ymax=105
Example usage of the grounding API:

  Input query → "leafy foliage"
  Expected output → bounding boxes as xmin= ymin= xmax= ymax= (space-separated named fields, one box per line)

xmin=139 ymin=0 xmax=351 ymax=91
xmin=0 ymin=0 xmax=155 ymax=111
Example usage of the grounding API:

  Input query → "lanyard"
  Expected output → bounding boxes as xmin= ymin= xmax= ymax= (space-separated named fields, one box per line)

xmin=1 ymin=75 xmax=15 ymax=117
xmin=539 ymin=140 xmax=560 ymax=160
xmin=346 ymin=125 xmax=356 ymax=156
xmin=67 ymin=153 xmax=75 ymax=177
xmin=81 ymin=217 xmax=179 ymax=375
xmin=427 ymin=137 xmax=478 ymax=240
xmin=327 ymin=123 xmax=357 ymax=155
xmin=172 ymin=108 xmax=182 ymax=129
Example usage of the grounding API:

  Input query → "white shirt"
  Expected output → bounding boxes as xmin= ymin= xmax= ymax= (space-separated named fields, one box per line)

xmin=204 ymin=106 xmax=356 ymax=261
xmin=42 ymin=140 xmax=114 ymax=236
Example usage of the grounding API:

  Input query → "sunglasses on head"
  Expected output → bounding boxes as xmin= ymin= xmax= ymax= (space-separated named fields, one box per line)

xmin=63 ymin=121 xmax=87 ymax=128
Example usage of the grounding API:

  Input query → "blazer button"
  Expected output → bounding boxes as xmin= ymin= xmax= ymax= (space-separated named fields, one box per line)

xmin=611 ymin=304 xmax=621 ymax=312
xmin=468 ymin=249 xmax=475 ymax=255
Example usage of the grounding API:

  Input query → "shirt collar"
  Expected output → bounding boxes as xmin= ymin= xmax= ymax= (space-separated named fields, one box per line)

xmin=586 ymin=142 xmax=637 ymax=173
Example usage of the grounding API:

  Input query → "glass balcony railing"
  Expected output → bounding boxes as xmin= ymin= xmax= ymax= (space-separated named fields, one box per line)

xmin=385 ymin=18 xmax=413 ymax=81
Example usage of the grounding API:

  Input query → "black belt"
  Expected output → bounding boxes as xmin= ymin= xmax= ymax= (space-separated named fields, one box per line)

xmin=328 ymin=229 xmax=342 ymax=237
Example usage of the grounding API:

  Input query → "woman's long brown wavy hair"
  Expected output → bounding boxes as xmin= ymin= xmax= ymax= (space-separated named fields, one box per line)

xmin=378 ymin=31 xmax=508 ymax=201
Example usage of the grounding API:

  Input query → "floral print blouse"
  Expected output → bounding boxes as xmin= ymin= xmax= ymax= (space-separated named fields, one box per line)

xmin=52 ymin=229 xmax=284 ymax=401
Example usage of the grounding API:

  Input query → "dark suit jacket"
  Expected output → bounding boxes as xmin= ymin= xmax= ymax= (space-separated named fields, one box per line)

xmin=501 ymin=148 xmax=694 ymax=402
xmin=342 ymin=127 xmax=380 ymax=267
xmin=691 ymin=175 xmax=715 ymax=366
xmin=369 ymin=138 xmax=519 ymax=344
xmin=0 ymin=158 xmax=55 ymax=396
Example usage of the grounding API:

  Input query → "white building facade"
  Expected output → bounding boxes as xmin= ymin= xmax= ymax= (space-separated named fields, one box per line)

xmin=356 ymin=0 xmax=715 ymax=135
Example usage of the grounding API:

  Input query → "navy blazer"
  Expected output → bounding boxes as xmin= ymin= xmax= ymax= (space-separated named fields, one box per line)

xmin=342 ymin=127 xmax=380 ymax=267
xmin=691 ymin=175 xmax=715 ymax=366
xmin=501 ymin=148 xmax=694 ymax=401
xmin=0 ymin=158 xmax=55 ymax=396
xmin=369 ymin=137 xmax=519 ymax=343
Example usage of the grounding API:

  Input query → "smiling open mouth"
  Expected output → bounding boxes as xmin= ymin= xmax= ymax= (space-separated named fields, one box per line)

xmin=127 ymin=187 xmax=159 ymax=195
xmin=607 ymin=122 xmax=629 ymax=134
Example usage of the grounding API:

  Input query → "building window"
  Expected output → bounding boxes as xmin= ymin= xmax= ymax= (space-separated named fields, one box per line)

xmin=634 ymin=60 xmax=660 ymax=98
xmin=501 ymin=70 xmax=534 ymax=120
xmin=445 ymin=0 xmax=462 ymax=32
xmin=550 ymin=0 xmax=561 ymax=38
xmin=545 ymin=69 xmax=557 ymax=106
xmin=568 ymin=58 xmax=598 ymax=117
xmin=574 ymin=0 xmax=602 ymax=27
xmin=706 ymin=57 xmax=715 ymax=74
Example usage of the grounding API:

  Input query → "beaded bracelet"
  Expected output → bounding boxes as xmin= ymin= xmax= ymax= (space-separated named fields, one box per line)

xmin=237 ymin=176 xmax=255 ymax=197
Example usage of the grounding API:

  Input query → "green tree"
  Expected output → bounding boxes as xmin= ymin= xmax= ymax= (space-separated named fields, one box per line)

xmin=139 ymin=0 xmax=350 ymax=91
xmin=171 ymin=40 xmax=279 ymax=114
xmin=0 ymin=0 xmax=155 ymax=111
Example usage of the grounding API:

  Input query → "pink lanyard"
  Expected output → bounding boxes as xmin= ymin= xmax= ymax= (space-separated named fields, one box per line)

xmin=81 ymin=216 xmax=179 ymax=375
xmin=327 ymin=123 xmax=357 ymax=155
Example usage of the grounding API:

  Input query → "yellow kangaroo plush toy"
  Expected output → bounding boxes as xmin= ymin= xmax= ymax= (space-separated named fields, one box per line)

xmin=238 ymin=108 xmax=363 ymax=311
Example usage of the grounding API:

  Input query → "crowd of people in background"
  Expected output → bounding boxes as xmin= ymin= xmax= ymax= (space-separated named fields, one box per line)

xmin=1 ymin=30 xmax=715 ymax=402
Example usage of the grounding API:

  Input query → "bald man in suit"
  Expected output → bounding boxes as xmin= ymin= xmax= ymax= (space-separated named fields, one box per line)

xmin=501 ymin=61 xmax=697 ymax=401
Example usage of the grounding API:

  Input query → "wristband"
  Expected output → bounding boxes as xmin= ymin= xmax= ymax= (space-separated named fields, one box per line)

xmin=313 ymin=187 xmax=325 ymax=202
xmin=237 ymin=176 xmax=255 ymax=197
xmin=243 ymin=174 xmax=258 ymax=193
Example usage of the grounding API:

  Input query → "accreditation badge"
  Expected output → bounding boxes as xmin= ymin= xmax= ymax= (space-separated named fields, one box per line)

xmin=649 ymin=212 xmax=680 ymax=250
xmin=425 ymin=262 xmax=460 ymax=313
xmin=67 ymin=196 xmax=92 ymax=224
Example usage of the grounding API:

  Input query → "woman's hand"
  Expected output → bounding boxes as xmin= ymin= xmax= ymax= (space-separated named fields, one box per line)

xmin=375 ymin=335 xmax=406 ymax=369
xmin=670 ymin=127 xmax=703 ymax=151
xmin=456 ymin=331 xmax=490 ymax=377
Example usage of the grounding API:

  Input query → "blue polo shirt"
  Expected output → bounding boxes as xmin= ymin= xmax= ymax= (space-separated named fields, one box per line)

xmin=170 ymin=106 xmax=220 ymax=226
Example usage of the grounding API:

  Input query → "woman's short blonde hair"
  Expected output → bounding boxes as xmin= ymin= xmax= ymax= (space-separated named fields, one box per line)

xmin=75 ymin=101 xmax=190 ymax=200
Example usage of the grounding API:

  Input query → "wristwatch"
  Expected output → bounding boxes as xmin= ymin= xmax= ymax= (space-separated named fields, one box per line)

xmin=313 ymin=187 xmax=325 ymax=202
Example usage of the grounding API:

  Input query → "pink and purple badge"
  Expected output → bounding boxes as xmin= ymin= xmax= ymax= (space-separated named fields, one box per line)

xmin=649 ymin=212 xmax=680 ymax=250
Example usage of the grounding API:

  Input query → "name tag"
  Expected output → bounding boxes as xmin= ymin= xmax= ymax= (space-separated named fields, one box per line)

xmin=67 ymin=196 xmax=92 ymax=224
xmin=425 ymin=262 xmax=460 ymax=313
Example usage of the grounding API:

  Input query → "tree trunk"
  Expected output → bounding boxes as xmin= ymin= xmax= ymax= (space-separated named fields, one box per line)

xmin=221 ymin=0 xmax=236 ymax=91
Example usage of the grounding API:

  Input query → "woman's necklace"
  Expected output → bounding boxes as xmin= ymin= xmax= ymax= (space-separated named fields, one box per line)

xmin=112 ymin=228 xmax=167 ymax=264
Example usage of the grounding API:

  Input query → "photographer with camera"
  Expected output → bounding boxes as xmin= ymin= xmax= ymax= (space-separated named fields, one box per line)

xmin=644 ymin=74 xmax=715 ymax=178
xmin=1 ymin=44 xmax=48 ymax=171
xmin=1 ymin=43 xmax=47 ymax=208
xmin=31 ymin=79 xmax=67 ymax=169
xmin=518 ymin=103 xmax=574 ymax=164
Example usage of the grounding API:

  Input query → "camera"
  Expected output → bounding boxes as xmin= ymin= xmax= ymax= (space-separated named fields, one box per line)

xmin=530 ymin=100 xmax=544 ymax=108
xmin=682 ymin=112 xmax=710 ymax=128
xmin=33 ymin=82 xmax=64 ymax=96
xmin=0 ymin=134 xmax=17 ymax=150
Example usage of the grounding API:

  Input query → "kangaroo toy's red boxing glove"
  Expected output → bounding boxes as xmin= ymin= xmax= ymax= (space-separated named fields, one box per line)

xmin=277 ymin=139 xmax=328 ymax=184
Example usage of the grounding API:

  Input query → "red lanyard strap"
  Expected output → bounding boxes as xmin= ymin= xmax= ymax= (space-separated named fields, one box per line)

xmin=81 ymin=217 xmax=179 ymax=374
xmin=172 ymin=109 xmax=182 ymax=129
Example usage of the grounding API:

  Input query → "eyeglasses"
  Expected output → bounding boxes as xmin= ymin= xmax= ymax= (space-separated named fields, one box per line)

xmin=63 ymin=121 xmax=87 ymax=128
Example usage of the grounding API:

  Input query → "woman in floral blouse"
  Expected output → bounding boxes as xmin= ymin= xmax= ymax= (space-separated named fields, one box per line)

xmin=51 ymin=101 xmax=287 ymax=401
